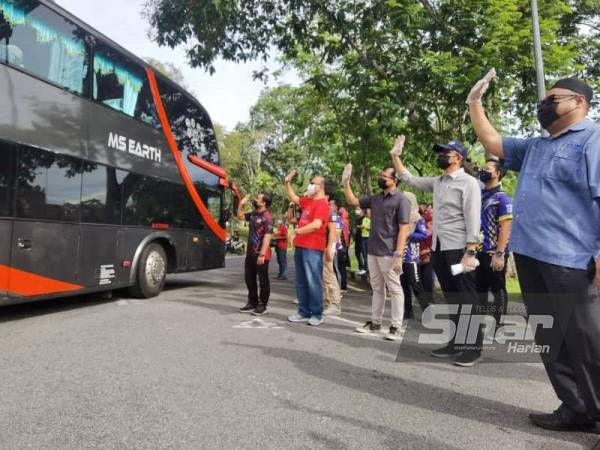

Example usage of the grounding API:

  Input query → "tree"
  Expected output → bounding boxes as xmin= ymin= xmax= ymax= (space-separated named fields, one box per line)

xmin=143 ymin=56 xmax=190 ymax=90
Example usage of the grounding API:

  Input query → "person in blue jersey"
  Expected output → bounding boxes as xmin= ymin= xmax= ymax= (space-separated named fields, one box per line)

xmin=401 ymin=191 xmax=430 ymax=319
xmin=468 ymin=71 xmax=600 ymax=432
xmin=476 ymin=158 xmax=513 ymax=329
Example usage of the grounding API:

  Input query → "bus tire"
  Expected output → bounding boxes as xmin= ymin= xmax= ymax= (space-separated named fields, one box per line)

xmin=129 ymin=243 xmax=167 ymax=298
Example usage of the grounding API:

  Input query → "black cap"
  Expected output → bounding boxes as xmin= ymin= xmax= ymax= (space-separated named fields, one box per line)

xmin=551 ymin=78 xmax=593 ymax=103
xmin=433 ymin=140 xmax=468 ymax=160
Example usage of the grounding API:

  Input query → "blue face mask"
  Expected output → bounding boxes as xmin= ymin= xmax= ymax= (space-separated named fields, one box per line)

xmin=479 ymin=170 xmax=493 ymax=183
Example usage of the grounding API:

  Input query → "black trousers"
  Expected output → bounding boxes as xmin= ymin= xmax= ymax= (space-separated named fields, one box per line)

xmin=432 ymin=246 xmax=484 ymax=351
xmin=337 ymin=247 xmax=349 ymax=290
xmin=401 ymin=261 xmax=428 ymax=314
xmin=475 ymin=252 xmax=508 ymax=325
xmin=245 ymin=254 xmax=270 ymax=306
xmin=355 ymin=238 xmax=367 ymax=271
xmin=419 ymin=262 xmax=434 ymax=305
xmin=515 ymin=253 xmax=600 ymax=419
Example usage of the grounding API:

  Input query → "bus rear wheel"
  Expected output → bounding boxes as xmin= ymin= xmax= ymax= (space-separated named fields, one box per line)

xmin=129 ymin=243 xmax=167 ymax=298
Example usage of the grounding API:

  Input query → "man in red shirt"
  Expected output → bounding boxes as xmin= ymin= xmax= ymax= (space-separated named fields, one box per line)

xmin=284 ymin=170 xmax=331 ymax=326
xmin=273 ymin=217 xmax=289 ymax=280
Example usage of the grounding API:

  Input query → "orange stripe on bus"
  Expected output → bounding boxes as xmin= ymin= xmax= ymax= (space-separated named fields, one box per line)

xmin=0 ymin=265 xmax=82 ymax=297
xmin=145 ymin=67 xmax=227 ymax=241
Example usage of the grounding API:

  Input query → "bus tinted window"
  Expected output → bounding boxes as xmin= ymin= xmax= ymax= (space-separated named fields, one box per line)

xmin=0 ymin=0 xmax=88 ymax=94
xmin=81 ymin=163 xmax=126 ymax=225
xmin=157 ymin=78 xmax=220 ymax=165
xmin=0 ymin=141 xmax=15 ymax=217
xmin=16 ymin=147 xmax=82 ymax=222
xmin=123 ymin=176 xmax=191 ymax=228
xmin=93 ymin=46 xmax=159 ymax=128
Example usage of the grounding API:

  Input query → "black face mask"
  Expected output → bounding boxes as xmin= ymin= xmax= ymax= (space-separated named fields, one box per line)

xmin=378 ymin=177 xmax=389 ymax=190
xmin=479 ymin=170 xmax=493 ymax=183
xmin=537 ymin=100 xmax=560 ymax=130
xmin=436 ymin=154 xmax=451 ymax=170
xmin=252 ymin=200 xmax=260 ymax=210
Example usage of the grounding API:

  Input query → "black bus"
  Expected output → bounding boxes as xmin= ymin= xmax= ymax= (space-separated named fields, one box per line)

xmin=0 ymin=0 xmax=239 ymax=305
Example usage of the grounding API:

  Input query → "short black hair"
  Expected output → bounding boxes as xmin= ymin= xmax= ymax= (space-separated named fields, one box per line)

xmin=383 ymin=167 xmax=399 ymax=185
xmin=485 ymin=159 xmax=504 ymax=181
xmin=323 ymin=178 xmax=336 ymax=197
xmin=260 ymin=192 xmax=272 ymax=208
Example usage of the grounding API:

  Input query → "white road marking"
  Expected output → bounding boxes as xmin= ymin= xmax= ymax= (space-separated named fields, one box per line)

xmin=326 ymin=315 xmax=364 ymax=327
xmin=233 ymin=318 xmax=284 ymax=329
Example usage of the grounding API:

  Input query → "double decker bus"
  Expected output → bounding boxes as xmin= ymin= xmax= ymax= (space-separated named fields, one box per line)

xmin=0 ymin=0 xmax=239 ymax=305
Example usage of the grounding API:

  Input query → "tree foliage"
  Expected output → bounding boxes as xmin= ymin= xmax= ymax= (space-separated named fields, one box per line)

xmin=145 ymin=0 xmax=600 ymax=201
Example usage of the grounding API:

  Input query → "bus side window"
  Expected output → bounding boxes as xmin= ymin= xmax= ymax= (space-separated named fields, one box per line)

xmin=0 ymin=0 xmax=88 ymax=94
xmin=16 ymin=147 xmax=82 ymax=223
xmin=93 ymin=51 xmax=143 ymax=118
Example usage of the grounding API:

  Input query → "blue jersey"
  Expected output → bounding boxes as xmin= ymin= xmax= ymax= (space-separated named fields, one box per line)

xmin=479 ymin=187 xmax=512 ymax=253
xmin=404 ymin=218 xmax=428 ymax=263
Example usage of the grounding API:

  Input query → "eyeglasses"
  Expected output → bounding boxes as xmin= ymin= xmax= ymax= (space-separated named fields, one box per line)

xmin=539 ymin=94 xmax=578 ymax=106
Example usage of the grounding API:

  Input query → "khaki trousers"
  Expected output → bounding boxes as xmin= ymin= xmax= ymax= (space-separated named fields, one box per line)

xmin=368 ymin=255 xmax=404 ymax=327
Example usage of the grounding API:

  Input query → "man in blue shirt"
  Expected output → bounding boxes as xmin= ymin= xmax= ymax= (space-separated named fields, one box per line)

xmin=468 ymin=72 xmax=600 ymax=432
xmin=476 ymin=158 xmax=513 ymax=328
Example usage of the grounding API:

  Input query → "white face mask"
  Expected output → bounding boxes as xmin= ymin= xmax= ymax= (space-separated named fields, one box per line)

xmin=305 ymin=184 xmax=317 ymax=197
xmin=355 ymin=209 xmax=362 ymax=216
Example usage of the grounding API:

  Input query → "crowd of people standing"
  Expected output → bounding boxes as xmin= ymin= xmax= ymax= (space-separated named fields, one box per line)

xmin=233 ymin=73 xmax=600 ymax=432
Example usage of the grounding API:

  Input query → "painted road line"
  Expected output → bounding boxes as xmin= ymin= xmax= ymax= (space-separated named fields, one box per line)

xmin=233 ymin=318 xmax=284 ymax=329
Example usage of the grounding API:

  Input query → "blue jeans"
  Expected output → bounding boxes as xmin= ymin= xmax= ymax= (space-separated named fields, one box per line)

xmin=294 ymin=247 xmax=324 ymax=319
xmin=361 ymin=239 xmax=369 ymax=269
xmin=276 ymin=248 xmax=288 ymax=278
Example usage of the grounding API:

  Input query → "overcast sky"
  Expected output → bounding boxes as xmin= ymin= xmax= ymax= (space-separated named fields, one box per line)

xmin=55 ymin=0 xmax=300 ymax=130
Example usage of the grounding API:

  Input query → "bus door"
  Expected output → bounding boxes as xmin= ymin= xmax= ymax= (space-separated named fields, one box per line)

xmin=9 ymin=147 xmax=83 ymax=298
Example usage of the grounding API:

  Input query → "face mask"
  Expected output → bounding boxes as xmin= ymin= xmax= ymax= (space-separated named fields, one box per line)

xmin=436 ymin=154 xmax=452 ymax=170
xmin=305 ymin=184 xmax=317 ymax=197
xmin=355 ymin=209 xmax=362 ymax=216
xmin=537 ymin=100 xmax=560 ymax=130
xmin=378 ymin=177 xmax=389 ymax=190
xmin=479 ymin=170 xmax=493 ymax=183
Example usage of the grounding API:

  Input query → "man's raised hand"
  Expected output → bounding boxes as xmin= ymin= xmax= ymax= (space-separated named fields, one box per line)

xmin=285 ymin=170 xmax=298 ymax=184
xmin=466 ymin=68 xmax=496 ymax=105
xmin=341 ymin=163 xmax=353 ymax=185
xmin=390 ymin=135 xmax=406 ymax=157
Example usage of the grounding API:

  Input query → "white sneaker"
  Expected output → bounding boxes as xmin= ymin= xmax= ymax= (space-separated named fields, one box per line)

xmin=355 ymin=321 xmax=381 ymax=334
xmin=384 ymin=325 xmax=405 ymax=341
xmin=323 ymin=304 xmax=341 ymax=316
xmin=356 ymin=270 xmax=366 ymax=275
xmin=308 ymin=316 xmax=324 ymax=326
xmin=293 ymin=298 xmax=299 ymax=304
xmin=288 ymin=313 xmax=309 ymax=323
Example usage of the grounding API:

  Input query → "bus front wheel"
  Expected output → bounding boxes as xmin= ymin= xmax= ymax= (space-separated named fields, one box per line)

xmin=129 ymin=243 xmax=167 ymax=298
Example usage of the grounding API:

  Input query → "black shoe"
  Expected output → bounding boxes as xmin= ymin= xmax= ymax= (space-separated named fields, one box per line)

xmin=252 ymin=304 xmax=267 ymax=316
xmin=454 ymin=350 xmax=482 ymax=367
xmin=529 ymin=405 xmax=597 ymax=432
xmin=431 ymin=344 xmax=461 ymax=358
xmin=240 ymin=303 xmax=256 ymax=313
xmin=355 ymin=321 xmax=382 ymax=334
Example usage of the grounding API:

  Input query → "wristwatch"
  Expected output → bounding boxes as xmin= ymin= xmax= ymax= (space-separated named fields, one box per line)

xmin=465 ymin=249 xmax=476 ymax=257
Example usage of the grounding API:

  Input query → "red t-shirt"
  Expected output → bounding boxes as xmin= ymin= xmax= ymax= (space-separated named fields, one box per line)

xmin=276 ymin=224 xmax=288 ymax=250
xmin=293 ymin=196 xmax=330 ymax=251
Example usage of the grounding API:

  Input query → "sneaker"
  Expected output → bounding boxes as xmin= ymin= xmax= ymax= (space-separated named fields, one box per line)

xmin=431 ymin=344 xmax=461 ymax=358
xmin=293 ymin=298 xmax=299 ymax=304
xmin=288 ymin=313 xmax=310 ymax=323
xmin=308 ymin=316 xmax=324 ymax=326
xmin=356 ymin=270 xmax=366 ymax=275
xmin=453 ymin=350 xmax=482 ymax=367
xmin=251 ymin=304 xmax=267 ymax=316
xmin=355 ymin=321 xmax=381 ymax=334
xmin=529 ymin=405 xmax=597 ymax=432
xmin=323 ymin=304 xmax=341 ymax=316
xmin=240 ymin=303 xmax=256 ymax=313
xmin=384 ymin=325 xmax=403 ymax=341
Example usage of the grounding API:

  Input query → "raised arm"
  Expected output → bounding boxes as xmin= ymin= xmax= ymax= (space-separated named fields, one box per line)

xmin=284 ymin=170 xmax=300 ymax=204
xmin=390 ymin=135 xmax=436 ymax=192
xmin=341 ymin=164 xmax=361 ymax=207
xmin=237 ymin=194 xmax=251 ymax=221
xmin=466 ymin=69 xmax=504 ymax=158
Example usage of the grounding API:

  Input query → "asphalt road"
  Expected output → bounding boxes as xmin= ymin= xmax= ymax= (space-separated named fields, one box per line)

xmin=1 ymin=256 xmax=599 ymax=450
